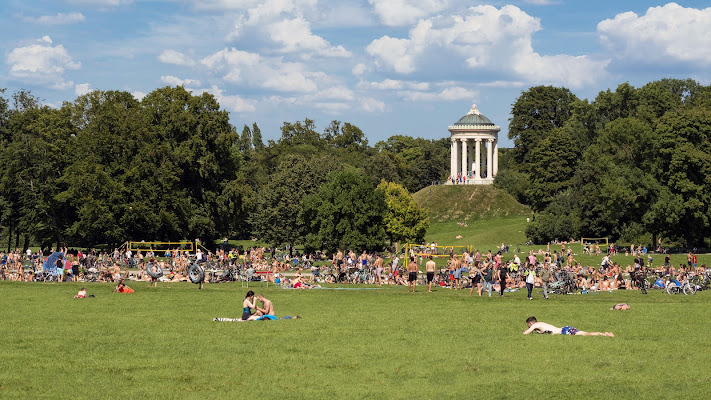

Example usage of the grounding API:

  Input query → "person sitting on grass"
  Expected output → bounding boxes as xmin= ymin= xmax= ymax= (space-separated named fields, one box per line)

xmin=599 ymin=276 xmax=611 ymax=292
xmin=168 ymin=270 xmax=188 ymax=282
xmin=523 ymin=316 xmax=614 ymax=337
xmin=255 ymin=294 xmax=275 ymax=317
xmin=74 ymin=287 xmax=87 ymax=298
xmin=240 ymin=290 xmax=260 ymax=321
xmin=113 ymin=279 xmax=134 ymax=293
xmin=611 ymin=303 xmax=630 ymax=310
xmin=290 ymin=276 xmax=321 ymax=289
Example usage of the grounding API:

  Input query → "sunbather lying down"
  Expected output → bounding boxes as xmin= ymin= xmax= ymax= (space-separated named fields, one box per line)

xmin=523 ymin=316 xmax=614 ymax=337
xmin=610 ymin=303 xmax=630 ymax=310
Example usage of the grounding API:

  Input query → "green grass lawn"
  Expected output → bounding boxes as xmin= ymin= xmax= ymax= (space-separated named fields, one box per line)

xmin=2 ymin=280 xmax=710 ymax=399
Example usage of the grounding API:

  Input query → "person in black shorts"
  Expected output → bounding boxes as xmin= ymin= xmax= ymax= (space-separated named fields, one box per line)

xmin=407 ymin=257 xmax=418 ymax=292
xmin=425 ymin=256 xmax=436 ymax=292
xmin=469 ymin=265 xmax=482 ymax=296
xmin=498 ymin=265 xmax=507 ymax=297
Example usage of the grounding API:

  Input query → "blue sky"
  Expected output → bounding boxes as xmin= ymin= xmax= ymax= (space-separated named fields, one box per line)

xmin=2 ymin=1 xmax=710 ymax=147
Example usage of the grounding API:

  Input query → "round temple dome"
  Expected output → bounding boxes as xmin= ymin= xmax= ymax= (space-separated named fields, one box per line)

xmin=453 ymin=104 xmax=494 ymax=126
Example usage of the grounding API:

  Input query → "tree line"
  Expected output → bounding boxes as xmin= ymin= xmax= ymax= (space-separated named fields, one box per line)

xmin=0 ymin=86 xmax=438 ymax=252
xmin=496 ymin=79 xmax=711 ymax=249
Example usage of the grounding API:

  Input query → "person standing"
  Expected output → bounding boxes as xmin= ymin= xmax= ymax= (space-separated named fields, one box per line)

xmin=56 ymin=255 xmax=64 ymax=283
xmin=539 ymin=263 xmax=552 ymax=299
xmin=374 ymin=254 xmax=384 ymax=287
xmin=482 ymin=263 xmax=493 ymax=297
xmin=453 ymin=256 xmax=462 ymax=290
xmin=407 ymin=257 xmax=418 ymax=292
xmin=469 ymin=264 xmax=482 ymax=296
xmin=524 ymin=264 xmax=536 ymax=300
xmin=498 ymin=263 xmax=507 ymax=297
xmin=425 ymin=256 xmax=436 ymax=292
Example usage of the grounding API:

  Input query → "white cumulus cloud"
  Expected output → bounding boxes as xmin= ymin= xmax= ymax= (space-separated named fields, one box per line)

xmin=598 ymin=3 xmax=711 ymax=66
xmin=366 ymin=5 xmax=609 ymax=88
xmin=160 ymin=75 xmax=201 ymax=87
xmin=24 ymin=12 xmax=86 ymax=25
xmin=6 ymin=36 xmax=81 ymax=90
xmin=75 ymin=83 xmax=91 ymax=96
xmin=132 ymin=91 xmax=147 ymax=101
xmin=369 ymin=0 xmax=448 ymax=27
xmin=399 ymin=86 xmax=476 ymax=102
xmin=267 ymin=17 xmax=351 ymax=58
xmin=311 ymin=86 xmax=354 ymax=101
xmin=360 ymin=97 xmax=386 ymax=112
xmin=201 ymin=86 xmax=257 ymax=113
xmin=201 ymin=47 xmax=319 ymax=93
xmin=358 ymin=79 xmax=429 ymax=91
xmin=158 ymin=50 xmax=195 ymax=66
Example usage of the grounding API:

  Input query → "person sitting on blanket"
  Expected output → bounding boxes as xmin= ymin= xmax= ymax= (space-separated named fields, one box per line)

xmin=255 ymin=294 xmax=275 ymax=317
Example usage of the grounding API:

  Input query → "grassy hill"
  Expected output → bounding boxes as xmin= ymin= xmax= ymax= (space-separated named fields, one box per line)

xmin=413 ymin=184 xmax=532 ymax=250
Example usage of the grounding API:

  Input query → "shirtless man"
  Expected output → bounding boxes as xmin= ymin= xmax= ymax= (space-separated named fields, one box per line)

xmin=255 ymin=294 xmax=275 ymax=316
xmin=425 ymin=256 xmax=436 ymax=292
xmin=523 ymin=316 xmax=614 ymax=337
xmin=611 ymin=303 xmax=630 ymax=310
xmin=373 ymin=254 xmax=384 ymax=287
xmin=453 ymin=256 xmax=463 ymax=290
xmin=334 ymin=249 xmax=345 ymax=283
xmin=407 ymin=257 xmax=418 ymax=292
xmin=112 ymin=263 xmax=122 ymax=282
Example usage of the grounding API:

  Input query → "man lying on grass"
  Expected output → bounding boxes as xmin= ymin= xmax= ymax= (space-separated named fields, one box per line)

xmin=523 ymin=316 xmax=614 ymax=337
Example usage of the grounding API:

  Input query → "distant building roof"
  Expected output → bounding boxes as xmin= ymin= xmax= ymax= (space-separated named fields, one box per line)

xmin=453 ymin=104 xmax=494 ymax=126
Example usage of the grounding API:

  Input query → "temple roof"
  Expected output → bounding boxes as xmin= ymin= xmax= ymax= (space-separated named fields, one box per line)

xmin=453 ymin=104 xmax=494 ymax=126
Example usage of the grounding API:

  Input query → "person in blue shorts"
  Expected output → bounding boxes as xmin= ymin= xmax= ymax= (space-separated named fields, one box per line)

xmin=523 ymin=316 xmax=614 ymax=337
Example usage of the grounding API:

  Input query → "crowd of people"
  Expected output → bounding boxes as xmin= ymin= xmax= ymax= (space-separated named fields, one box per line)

xmin=1 ymin=243 xmax=708 ymax=298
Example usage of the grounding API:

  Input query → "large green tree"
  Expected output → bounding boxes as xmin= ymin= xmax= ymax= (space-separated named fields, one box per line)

xmin=508 ymin=85 xmax=579 ymax=168
xmin=377 ymin=181 xmax=429 ymax=245
xmin=524 ymin=126 xmax=580 ymax=211
xmin=0 ymin=90 xmax=75 ymax=249
xmin=301 ymin=167 xmax=387 ymax=253
xmin=252 ymin=154 xmax=341 ymax=250
xmin=648 ymin=108 xmax=711 ymax=247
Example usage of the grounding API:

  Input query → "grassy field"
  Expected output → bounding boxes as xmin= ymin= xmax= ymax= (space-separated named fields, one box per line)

xmin=2 ymin=280 xmax=710 ymax=399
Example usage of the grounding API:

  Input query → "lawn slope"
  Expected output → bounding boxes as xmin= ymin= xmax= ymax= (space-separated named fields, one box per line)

xmin=413 ymin=185 xmax=532 ymax=249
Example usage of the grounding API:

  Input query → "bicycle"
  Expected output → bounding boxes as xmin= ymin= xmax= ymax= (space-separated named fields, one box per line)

xmin=666 ymin=278 xmax=696 ymax=295
xmin=691 ymin=271 xmax=711 ymax=291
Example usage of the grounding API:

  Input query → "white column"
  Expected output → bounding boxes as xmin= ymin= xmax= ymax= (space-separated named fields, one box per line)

xmin=493 ymin=139 xmax=499 ymax=177
xmin=486 ymin=138 xmax=493 ymax=179
xmin=467 ymin=140 xmax=474 ymax=176
xmin=461 ymin=138 xmax=468 ymax=180
xmin=450 ymin=138 xmax=457 ymax=181
xmin=474 ymin=139 xmax=481 ymax=179
xmin=456 ymin=139 xmax=462 ymax=178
